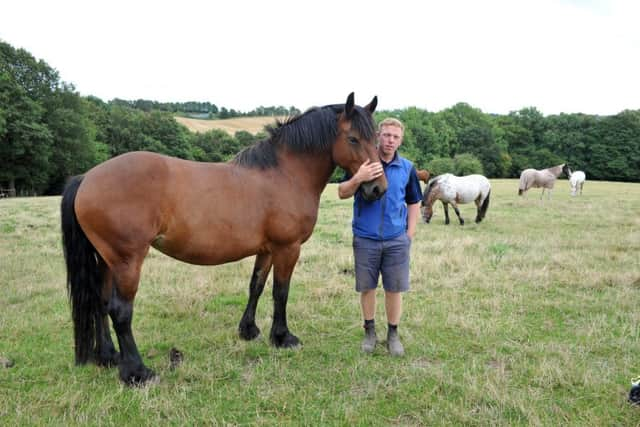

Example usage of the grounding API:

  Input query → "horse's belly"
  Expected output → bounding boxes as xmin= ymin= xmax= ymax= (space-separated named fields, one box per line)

xmin=456 ymin=188 xmax=479 ymax=203
xmin=152 ymin=229 xmax=266 ymax=266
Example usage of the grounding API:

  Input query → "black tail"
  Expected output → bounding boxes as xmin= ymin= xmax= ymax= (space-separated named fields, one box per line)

xmin=61 ymin=176 xmax=104 ymax=364
xmin=478 ymin=190 xmax=491 ymax=221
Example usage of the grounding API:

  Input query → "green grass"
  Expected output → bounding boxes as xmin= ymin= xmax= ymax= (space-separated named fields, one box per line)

xmin=1 ymin=180 xmax=639 ymax=425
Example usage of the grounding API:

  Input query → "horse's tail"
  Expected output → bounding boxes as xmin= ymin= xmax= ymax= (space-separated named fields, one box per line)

xmin=518 ymin=172 xmax=527 ymax=196
xmin=479 ymin=189 xmax=490 ymax=221
xmin=61 ymin=175 xmax=104 ymax=365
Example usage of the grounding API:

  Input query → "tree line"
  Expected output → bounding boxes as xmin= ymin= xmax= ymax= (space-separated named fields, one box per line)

xmin=110 ymin=98 xmax=300 ymax=119
xmin=1 ymin=40 xmax=639 ymax=196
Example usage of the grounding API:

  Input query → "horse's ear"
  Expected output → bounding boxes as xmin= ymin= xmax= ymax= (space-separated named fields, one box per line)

xmin=365 ymin=96 xmax=378 ymax=114
xmin=345 ymin=92 xmax=355 ymax=118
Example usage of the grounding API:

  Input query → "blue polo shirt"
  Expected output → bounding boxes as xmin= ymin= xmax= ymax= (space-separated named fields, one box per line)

xmin=346 ymin=154 xmax=422 ymax=241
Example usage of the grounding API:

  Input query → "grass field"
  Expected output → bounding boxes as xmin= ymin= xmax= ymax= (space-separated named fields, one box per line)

xmin=175 ymin=116 xmax=285 ymax=135
xmin=1 ymin=179 xmax=639 ymax=425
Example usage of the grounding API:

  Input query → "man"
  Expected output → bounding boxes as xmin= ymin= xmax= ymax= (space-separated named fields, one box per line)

xmin=338 ymin=117 xmax=422 ymax=356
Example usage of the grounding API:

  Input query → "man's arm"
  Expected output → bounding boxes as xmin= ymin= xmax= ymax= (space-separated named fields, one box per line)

xmin=406 ymin=203 xmax=420 ymax=240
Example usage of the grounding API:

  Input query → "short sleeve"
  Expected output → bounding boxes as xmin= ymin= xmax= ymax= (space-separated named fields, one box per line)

xmin=405 ymin=167 xmax=422 ymax=204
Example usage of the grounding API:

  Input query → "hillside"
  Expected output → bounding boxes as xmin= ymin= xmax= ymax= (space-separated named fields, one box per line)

xmin=175 ymin=116 xmax=286 ymax=135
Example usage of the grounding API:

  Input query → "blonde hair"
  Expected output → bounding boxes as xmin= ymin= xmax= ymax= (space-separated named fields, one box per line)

xmin=378 ymin=117 xmax=404 ymax=133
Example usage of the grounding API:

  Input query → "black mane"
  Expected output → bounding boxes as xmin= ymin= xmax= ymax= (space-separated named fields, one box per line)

xmin=232 ymin=104 xmax=376 ymax=169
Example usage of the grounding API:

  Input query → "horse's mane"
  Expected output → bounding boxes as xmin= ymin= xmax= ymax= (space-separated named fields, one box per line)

xmin=422 ymin=174 xmax=444 ymax=203
xmin=544 ymin=164 xmax=566 ymax=177
xmin=232 ymin=104 xmax=376 ymax=169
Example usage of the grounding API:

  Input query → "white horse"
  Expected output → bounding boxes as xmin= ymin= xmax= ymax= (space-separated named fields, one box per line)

xmin=421 ymin=173 xmax=491 ymax=225
xmin=568 ymin=169 xmax=586 ymax=196
xmin=518 ymin=164 xmax=570 ymax=199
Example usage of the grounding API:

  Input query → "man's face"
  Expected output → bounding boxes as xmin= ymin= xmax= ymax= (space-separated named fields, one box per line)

xmin=377 ymin=125 xmax=403 ymax=157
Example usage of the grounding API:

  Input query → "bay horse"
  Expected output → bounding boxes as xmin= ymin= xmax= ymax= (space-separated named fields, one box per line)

xmin=518 ymin=164 xmax=570 ymax=199
xmin=416 ymin=169 xmax=431 ymax=184
xmin=421 ymin=174 xmax=491 ymax=225
xmin=568 ymin=169 xmax=586 ymax=196
xmin=61 ymin=93 xmax=387 ymax=386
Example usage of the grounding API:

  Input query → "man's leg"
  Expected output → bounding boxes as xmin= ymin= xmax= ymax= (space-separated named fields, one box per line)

xmin=384 ymin=291 xmax=402 ymax=326
xmin=381 ymin=235 xmax=411 ymax=357
xmin=360 ymin=289 xmax=378 ymax=353
xmin=353 ymin=236 xmax=382 ymax=353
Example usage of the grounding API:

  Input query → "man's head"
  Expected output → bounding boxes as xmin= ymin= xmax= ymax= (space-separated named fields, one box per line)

xmin=377 ymin=118 xmax=404 ymax=161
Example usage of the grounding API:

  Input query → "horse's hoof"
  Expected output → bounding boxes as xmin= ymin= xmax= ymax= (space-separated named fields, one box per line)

xmin=120 ymin=365 xmax=157 ymax=387
xmin=271 ymin=332 xmax=301 ymax=349
xmin=169 ymin=347 xmax=183 ymax=370
xmin=239 ymin=323 xmax=261 ymax=340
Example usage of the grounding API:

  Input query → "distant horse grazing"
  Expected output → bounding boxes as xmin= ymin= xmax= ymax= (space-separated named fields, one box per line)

xmin=421 ymin=174 xmax=491 ymax=225
xmin=60 ymin=93 xmax=387 ymax=386
xmin=568 ymin=169 xmax=586 ymax=196
xmin=518 ymin=164 xmax=570 ymax=199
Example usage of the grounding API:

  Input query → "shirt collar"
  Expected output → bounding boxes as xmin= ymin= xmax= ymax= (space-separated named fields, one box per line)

xmin=381 ymin=152 xmax=401 ymax=167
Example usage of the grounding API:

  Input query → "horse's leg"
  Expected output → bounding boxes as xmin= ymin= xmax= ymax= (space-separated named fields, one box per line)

xmin=474 ymin=198 xmax=482 ymax=223
xmin=93 ymin=265 xmax=120 ymax=367
xmin=270 ymin=244 xmax=301 ymax=348
xmin=452 ymin=202 xmax=464 ymax=225
xmin=108 ymin=258 xmax=155 ymax=386
xmin=443 ymin=202 xmax=450 ymax=225
xmin=239 ymin=253 xmax=273 ymax=340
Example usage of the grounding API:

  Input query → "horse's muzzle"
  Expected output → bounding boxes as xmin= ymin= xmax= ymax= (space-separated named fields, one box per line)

xmin=360 ymin=182 xmax=386 ymax=201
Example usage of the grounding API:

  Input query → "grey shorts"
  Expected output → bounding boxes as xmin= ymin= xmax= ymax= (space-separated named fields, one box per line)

xmin=352 ymin=234 xmax=411 ymax=293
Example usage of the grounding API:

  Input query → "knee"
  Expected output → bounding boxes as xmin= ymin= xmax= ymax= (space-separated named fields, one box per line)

xmin=109 ymin=296 xmax=133 ymax=328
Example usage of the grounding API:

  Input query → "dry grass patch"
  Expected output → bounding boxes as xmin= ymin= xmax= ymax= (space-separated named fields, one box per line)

xmin=175 ymin=116 xmax=286 ymax=135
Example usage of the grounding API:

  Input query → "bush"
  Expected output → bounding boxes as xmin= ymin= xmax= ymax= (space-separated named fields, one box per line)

xmin=453 ymin=153 xmax=484 ymax=175
xmin=426 ymin=157 xmax=455 ymax=177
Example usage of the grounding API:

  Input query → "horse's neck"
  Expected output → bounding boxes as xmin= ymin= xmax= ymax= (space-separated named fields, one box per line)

xmin=281 ymin=152 xmax=335 ymax=194
xmin=546 ymin=165 xmax=563 ymax=177
xmin=425 ymin=184 xmax=440 ymax=206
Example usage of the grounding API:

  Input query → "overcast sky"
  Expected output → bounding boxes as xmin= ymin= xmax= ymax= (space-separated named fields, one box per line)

xmin=1 ymin=0 xmax=638 ymax=115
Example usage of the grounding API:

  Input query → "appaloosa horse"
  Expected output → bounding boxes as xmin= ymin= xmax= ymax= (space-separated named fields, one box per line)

xmin=421 ymin=173 xmax=491 ymax=225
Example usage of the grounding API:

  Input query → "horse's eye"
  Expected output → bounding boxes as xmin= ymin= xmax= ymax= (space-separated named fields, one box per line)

xmin=348 ymin=137 xmax=358 ymax=145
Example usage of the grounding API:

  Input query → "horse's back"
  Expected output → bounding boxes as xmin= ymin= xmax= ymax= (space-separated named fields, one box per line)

xmin=74 ymin=152 xmax=267 ymax=266
xmin=444 ymin=174 xmax=490 ymax=203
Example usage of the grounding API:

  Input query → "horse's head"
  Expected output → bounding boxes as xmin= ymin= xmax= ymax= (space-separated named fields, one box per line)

xmin=420 ymin=199 xmax=433 ymax=223
xmin=562 ymin=163 xmax=571 ymax=177
xmin=333 ymin=93 xmax=387 ymax=201
xmin=420 ymin=179 xmax=438 ymax=223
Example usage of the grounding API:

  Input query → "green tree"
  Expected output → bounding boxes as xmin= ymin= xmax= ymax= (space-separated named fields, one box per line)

xmin=453 ymin=153 xmax=484 ymax=175
xmin=44 ymin=85 xmax=108 ymax=193
xmin=426 ymin=157 xmax=455 ymax=177
xmin=0 ymin=43 xmax=56 ymax=193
